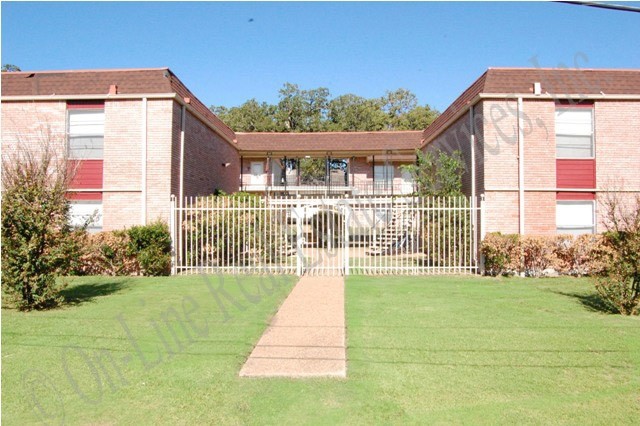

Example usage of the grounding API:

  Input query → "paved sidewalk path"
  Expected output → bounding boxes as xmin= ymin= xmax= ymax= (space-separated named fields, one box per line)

xmin=239 ymin=276 xmax=346 ymax=378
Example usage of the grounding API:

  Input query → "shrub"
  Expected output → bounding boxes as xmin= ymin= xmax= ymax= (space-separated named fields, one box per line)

xmin=554 ymin=234 xmax=612 ymax=276
xmin=480 ymin=233 xmax=520 ymax=276
xmin=594 ymin=194 xmax=640 ymax=315
xmin=76 ymin=231 xmax=139 ymax=276
xmin=481 ymin=233 xmax=609 ymax=278
xmin=1 ymin=140 xmax=77 ymax=310
xmin=126 ymin=221 xmax=171 ymax=276
xmin=521 ymin=236 xmax=560 ymax=277
xmin=73 ymin=222 xmax=171 ymax=277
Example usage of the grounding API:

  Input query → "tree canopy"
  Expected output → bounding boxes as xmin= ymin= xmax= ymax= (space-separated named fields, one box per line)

xmin=211 ymin=83 xmax=439 ymax=132
xmin=1 ymin=64 xmax=21 ymax=72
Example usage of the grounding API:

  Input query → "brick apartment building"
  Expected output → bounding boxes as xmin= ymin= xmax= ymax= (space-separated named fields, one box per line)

xmin=2 ymin=67 xmax=639 ymax=235
xmin=1 ymin=68 xmax=240 ymax=230
xmin=423 ymin=68 xmax=640 ymax=236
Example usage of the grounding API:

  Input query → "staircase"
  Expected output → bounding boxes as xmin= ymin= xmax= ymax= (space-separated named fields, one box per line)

xmin=366 ymin=207 xmax=415 ymax=256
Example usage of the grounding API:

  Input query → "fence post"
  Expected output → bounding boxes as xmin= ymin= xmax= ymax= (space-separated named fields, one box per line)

xmin=170 ymin=195 xmax=177 ymax=275
xmin=479 ymin=194 xmax=486 ymax=275
xmin=295 ymin=200 xmax=304 ymax=276
xmin=343 ymin=202 xmax=350 ymax=276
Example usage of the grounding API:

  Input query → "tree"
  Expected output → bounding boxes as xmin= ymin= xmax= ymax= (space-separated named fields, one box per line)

xmin=381 ymin=88 xmax=418 ymax=130
xmin=211 ymin=99 xmax=276 ymax=132
xmin=403 ymin=105 xmax=440 ymax=130
xmin=275 ymin=83 xmax=330 ymax=132
xmin=1 ymin=64 xmax=21 ymax=72
xmin=595 ymin=193 xmax=640 ymax=315
xmin=1 ymin=139 xmax=81 ymax=310
xmin=327 ymin=94 xmax=386 ymax=131
xmin=400 ymin=149 xmax=464 ymax=197
xmin=210 ymin=83 xmax=440 ymax=133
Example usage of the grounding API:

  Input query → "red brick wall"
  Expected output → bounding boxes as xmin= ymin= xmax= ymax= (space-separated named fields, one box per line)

xmin=103 ymin=99 xmax=143 ymax=229
xmin=594 ymin=100 xmax=640 ymax=232
xmin=180 ymin=107 xmax=240 ymax=198
xmin=1 ymin=101 xmax=67 ymax=159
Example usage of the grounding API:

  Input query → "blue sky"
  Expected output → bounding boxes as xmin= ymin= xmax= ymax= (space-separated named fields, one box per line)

xmin=2 ymin=1 xmax=639 ymax=111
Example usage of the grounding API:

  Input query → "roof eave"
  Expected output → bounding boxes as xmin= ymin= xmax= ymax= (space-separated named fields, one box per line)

xmin=421 ymin=92 xmax=640 ymax=147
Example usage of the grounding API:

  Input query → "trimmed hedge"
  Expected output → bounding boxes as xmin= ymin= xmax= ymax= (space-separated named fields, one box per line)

xmin=73 ymin=221 xmax=171 ymax=276
xmin=481 ymin=233 xmax=612 ymax=277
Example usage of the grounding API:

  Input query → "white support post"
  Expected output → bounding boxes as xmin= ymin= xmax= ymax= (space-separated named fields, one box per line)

xmin=479 ymin=193 xmax=487 ymax=275
xmin=343 ymin=203 xmax=350 ymax=276
xmin=141 ymin=97 xmax=148 ymax=225
xmin=170 ymin=195 xmax=176 ymax=275
xmin=295 ymin=202 xmax=304 ymax=276
xmin=517 ymin=97 xmax=525 ymax=235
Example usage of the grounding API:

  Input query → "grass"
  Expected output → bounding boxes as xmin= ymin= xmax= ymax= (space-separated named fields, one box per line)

xmin=2 ymin=275 xmax=639 ymax=424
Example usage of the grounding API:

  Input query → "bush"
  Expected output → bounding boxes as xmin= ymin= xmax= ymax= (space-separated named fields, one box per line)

xmin=521 ymin=236 xmax=560 ymax=277
xmin=594 ymin=194 xmax=640 ymax=315
xmin=480 ymin=233 xmax=520 ymax=276
xmin=73 ymin=222 xmax=171 ymax=277
xmin=554 ymin=234 xmax=612 ymax=276
xmin=126 ymin=221 xmax=171 ymax=276
xmin=481 ymin=233 xmax=609 ymax=278
xmin=75 ymin=231 xmax=139 ymax=276
xmin=1 ymin=141 xmax=77 ymax=310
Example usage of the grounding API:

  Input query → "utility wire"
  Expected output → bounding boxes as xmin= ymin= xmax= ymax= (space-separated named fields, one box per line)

xmin=557 ymin=1 xmax=640 ymax=13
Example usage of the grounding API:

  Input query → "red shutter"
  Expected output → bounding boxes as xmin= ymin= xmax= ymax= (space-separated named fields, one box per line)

xmin=68 ymin=160 xmax=103 ymax=201
xmin=556 ymin=159 xmax=596 ymax=188
xmin=67 ymin=100 xmax=105 ymax=109
xmin=557 ymin=192 xmax=595 ymax=201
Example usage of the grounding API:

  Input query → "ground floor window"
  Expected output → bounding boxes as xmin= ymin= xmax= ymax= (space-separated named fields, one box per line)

xmin=69 ymin=201 xmax=103 ymax=232
xmin=556 ymin=200 xmax=595 ymax=235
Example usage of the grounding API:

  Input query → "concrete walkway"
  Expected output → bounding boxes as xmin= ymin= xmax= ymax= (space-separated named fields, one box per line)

xmin=239 ymin=276 xmax=346 ymax=378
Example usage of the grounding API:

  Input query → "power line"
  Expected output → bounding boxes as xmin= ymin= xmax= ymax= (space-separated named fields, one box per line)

xmin=557 ymin=1 xmax=640 ymax=13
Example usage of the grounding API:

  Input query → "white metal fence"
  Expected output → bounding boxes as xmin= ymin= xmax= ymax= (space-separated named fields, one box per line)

xmin=170 ymin=195 xmax=483 ymax=276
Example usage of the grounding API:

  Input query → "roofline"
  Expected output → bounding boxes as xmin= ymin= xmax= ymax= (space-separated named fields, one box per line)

xmin=238 ymin=149 xmax=418 ymax=157
xmin=236 ymin=130 xmax=423 ymax=136
xmin=421 ymin=93 xmax=640 ymax=147
xmin=486 ymin=66 xmax=640 ymax=72
xmin=2 ymin=67 xmax=170 ymax=75
xmin=1 ymin=92 xmax=238 ymax=146
xmin=1 ymin=93 xmax=176 ymax=102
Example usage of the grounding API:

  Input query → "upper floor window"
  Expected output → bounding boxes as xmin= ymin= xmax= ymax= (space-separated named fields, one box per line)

xmin=67 ymin=102 xmax=104 ymax=159
xmin=374 ymin=164 xmax=394 ymax=189
xmin=555 ymin=106 xmax=593 ymax=158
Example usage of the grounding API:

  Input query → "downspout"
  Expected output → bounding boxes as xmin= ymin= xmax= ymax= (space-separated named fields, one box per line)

xmin=240 ymin=156 xmax=244 ymax=190
xmin=517 ymin=97 xmax=525 ymax=235
xmin=179 ymin=105 xmax=186 ymax=207
xmin=141 ymin=97 xmax=147 ymax=225
xmin=470 ymin=106 xmax=477 ymax=261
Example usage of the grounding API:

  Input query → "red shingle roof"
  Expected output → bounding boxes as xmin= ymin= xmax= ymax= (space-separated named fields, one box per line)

xmin=423 ymin=67 xmax=640 ymax=144
xmin=236 ymin=131 xmax=423 ymax=154
xmin=1 ymin=67 xmax=236 ymax=142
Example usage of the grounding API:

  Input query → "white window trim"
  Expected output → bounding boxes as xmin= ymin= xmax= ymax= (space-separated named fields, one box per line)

xmin=556 ymin=200 xmax=596 ymax=234
xmin=67 ymin=109 xmax=105 ymax=160
xmin=555 ymin=107 xmax=595 ymax=160
xmin=69 ymin=201 xmax=103 ymax=232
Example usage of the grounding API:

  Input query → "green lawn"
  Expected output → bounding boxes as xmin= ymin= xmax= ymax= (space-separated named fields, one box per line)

xmin=2 ymin=275 xmax=639 ymax=424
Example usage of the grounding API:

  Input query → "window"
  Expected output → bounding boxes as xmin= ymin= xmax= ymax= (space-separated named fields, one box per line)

xmin=374 ymin=164 xmax=394 ymax=189
xmin=69 ymin=201 xmax=103 ymax=232
xmin=555 ymin=108 xmax=593 ymax=158
xmin=68 ymin=109 xmax=104 ymax=159
xmin=556 ymin=201 xmax=595 ymax=235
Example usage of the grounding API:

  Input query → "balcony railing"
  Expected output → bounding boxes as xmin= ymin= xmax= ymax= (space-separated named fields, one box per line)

xmin=241 ymin=181 xmax=415 ymax=197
